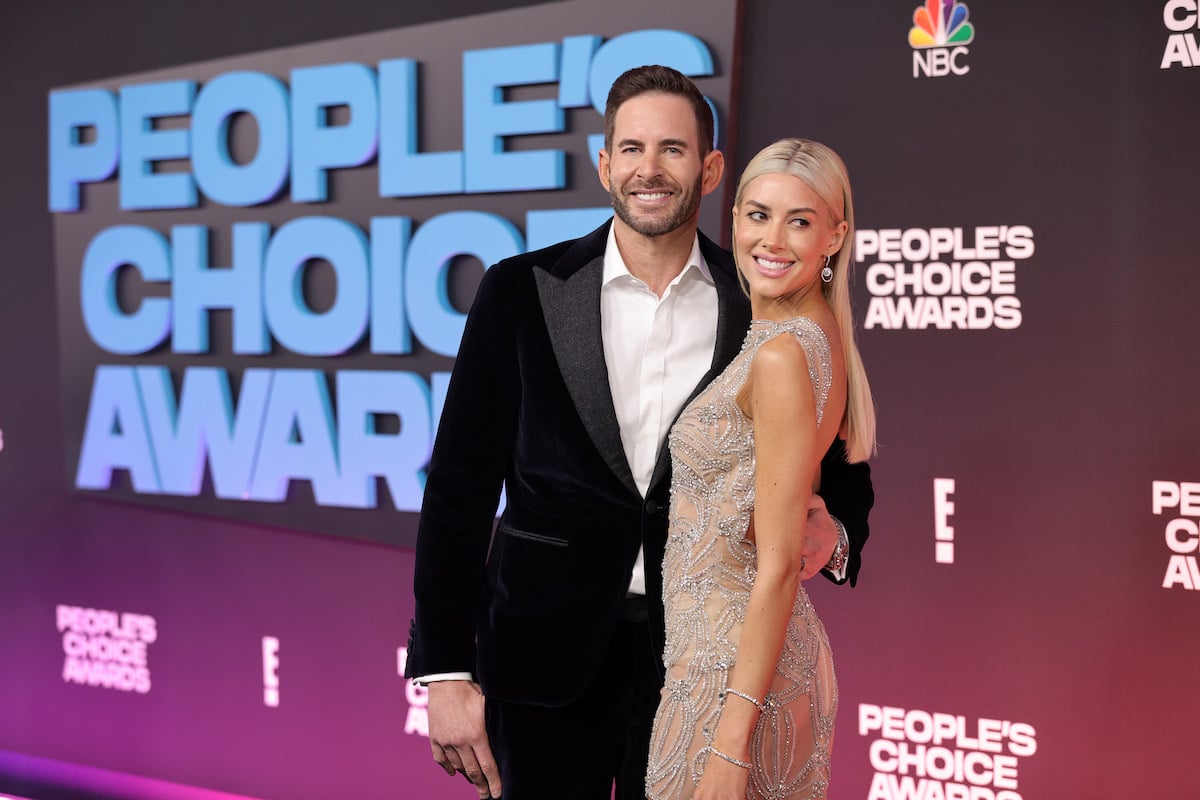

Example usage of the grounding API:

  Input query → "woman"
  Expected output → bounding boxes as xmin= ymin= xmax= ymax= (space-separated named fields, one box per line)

xmin=645 ymin=138 xmax=876 ymax=800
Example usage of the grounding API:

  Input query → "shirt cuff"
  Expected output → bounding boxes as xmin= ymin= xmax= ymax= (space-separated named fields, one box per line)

xmin=413 ymin=671 xmax=474 ymax=685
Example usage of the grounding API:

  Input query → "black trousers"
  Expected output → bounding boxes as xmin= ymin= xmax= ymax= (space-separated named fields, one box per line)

xmin=485 ymin=598 xmax=661 ymax=800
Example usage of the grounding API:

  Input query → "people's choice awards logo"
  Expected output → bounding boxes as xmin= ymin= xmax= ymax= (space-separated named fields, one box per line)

xmin=857 ymin=226 xmax=1035 ymax=330
xmin=909 ymin=0 xmax=976 ymax=78
xmin=52 ymin=28 xmax=720 ymax=536
xmin=57 ymin=605 xmax=157 ymax=694
xmin=860 ymin=704 xmax=1037 ymax=800
xmin=1161 ymin=0 xmax=1200 ymax=68
xmin=1154 ymin=481 xmax=1200 ymax=590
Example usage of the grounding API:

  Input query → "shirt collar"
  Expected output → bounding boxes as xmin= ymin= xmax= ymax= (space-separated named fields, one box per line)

xmin=602 ymin=225 xmax=714 ymax=289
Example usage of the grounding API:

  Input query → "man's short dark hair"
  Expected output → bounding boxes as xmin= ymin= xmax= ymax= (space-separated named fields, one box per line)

xmin=603 ymin=65 xmax=715 ymax=156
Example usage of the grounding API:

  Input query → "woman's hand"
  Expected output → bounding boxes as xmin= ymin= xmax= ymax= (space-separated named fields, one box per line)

xmin=695 ymin=753 xmax=750 ymax=800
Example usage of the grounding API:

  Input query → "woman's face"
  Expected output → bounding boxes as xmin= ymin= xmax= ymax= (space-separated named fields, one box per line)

xmin=733 ymin=172 xmax=846 ymax=302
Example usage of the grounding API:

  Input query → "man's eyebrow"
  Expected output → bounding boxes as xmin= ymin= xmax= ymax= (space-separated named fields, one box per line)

xmin=614 ymin=138 xmax=691 ymax=149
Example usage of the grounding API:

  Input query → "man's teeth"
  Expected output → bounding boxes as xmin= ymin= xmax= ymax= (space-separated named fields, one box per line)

xmin=635 ymin=192 xmax=669 ymax=200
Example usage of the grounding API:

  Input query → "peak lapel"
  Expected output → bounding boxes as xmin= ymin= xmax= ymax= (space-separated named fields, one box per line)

xmin=534 ymin=253 xmax=640 ymax=498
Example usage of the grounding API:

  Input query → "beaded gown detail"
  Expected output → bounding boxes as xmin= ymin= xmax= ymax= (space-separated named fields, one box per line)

xmin=646 ymin=317 xmax=837 ymax=800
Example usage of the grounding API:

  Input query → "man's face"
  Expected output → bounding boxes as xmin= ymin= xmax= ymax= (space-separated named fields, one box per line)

xmin=599 ymin=92 xmax=714 ymax=238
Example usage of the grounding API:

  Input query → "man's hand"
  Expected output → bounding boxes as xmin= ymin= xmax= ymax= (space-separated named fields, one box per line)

xmin=426 ymin=680 xmax=501 ymax=799
xmin=801 ymin=495 xmax=838 ymax=580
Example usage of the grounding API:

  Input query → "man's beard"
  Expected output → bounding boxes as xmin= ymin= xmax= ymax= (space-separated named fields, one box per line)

xmin=609 ymin=174 xmax=703 ymax=237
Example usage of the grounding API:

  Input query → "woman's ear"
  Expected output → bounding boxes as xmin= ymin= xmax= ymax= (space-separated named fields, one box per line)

xmin=827 ymin=219 xmax=849 ymax=256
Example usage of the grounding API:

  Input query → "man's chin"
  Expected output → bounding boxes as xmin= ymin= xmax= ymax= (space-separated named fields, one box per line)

xmin=616 ymin=209 xmax=688 ymax=238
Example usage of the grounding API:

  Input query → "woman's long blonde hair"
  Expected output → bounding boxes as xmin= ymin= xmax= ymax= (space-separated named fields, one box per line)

xmin=734 ymin=138 xmax=877 ymax=462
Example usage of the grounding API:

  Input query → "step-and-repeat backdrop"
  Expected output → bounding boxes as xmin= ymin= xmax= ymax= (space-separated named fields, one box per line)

xmin=1 ymin=1 xmax=1196 ymax=798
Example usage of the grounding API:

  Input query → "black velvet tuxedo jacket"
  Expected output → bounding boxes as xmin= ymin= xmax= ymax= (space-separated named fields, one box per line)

xmin=407 ymin=220 xmax=873 ymax=707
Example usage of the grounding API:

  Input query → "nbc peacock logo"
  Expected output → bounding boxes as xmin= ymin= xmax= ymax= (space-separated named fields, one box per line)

xmin=909 ymin=0 xmax=975 ymax=78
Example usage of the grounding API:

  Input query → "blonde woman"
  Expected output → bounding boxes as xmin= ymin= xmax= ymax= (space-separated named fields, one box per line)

xmin=646 ymin=138 xmax=876 ymax=800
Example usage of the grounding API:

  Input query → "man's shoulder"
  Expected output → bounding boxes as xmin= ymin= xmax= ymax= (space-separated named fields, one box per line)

xmin=493 ymin=238 xmax=578 ymax=273
xmin=491 ymin=220 xmax=611 ymax=277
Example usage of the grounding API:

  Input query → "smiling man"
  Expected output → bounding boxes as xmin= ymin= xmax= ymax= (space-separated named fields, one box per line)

xmin=404 ymin=65 xmax=874 ymax=800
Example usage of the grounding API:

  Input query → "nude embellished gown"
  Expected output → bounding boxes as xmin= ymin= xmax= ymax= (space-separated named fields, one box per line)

xmin=646 ymin=317 xmax=838 ymax=800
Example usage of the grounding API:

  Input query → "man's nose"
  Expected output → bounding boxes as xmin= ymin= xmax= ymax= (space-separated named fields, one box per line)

xmin=636 ymin=152 xmax=663 ymax=179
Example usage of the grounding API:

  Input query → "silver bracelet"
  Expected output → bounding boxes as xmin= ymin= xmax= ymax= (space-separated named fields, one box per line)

xmin=707 ymin=745 xmax=751 ymax=769
xmin=719 ymin=687 xmax=765 ymax=711
xmin=825 ymin=516 xmax=849 ymax=573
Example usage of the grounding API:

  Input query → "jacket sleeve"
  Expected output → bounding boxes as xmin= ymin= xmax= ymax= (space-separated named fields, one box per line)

xmin=405 ymin=263 xmax=520 ymax=678
xmin=817 ymin=437 xmax=874 ymax=587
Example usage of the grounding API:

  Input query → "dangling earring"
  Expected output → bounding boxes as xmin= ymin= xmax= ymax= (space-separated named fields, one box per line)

xmin=820 ymin=255 xmax=833 ymax=284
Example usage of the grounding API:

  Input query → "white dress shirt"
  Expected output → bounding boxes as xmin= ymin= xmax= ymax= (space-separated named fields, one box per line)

xmin=601 ymin=227 xmax=717 ymax=595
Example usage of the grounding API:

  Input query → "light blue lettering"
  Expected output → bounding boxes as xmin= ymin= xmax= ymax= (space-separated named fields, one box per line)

xmin=291 ymin=63 xmax=379 ymax=203
xmin=558 ymin=36 xmax=601 ymax=108
xmin=119 ymin=80 xmax=198 ymax=210
xmin=263 ymin=216 xmax=369 ymax=355
xmin=80 ymin=225 xmax=171 ymax=355
xmin=378 ymin=59 xmax=464 ymax=197
xmin=172 ymin=223 xmax=269 ymax=354
xmin=192 ymin=71 xmax=290 ymax=207
xmin=369 ymin=216 xmax=412 ymax=354
xmin=336 ymin=370 xmax=431 ymax=510
xmin=75 ymin=365 xmax=161 ymax=493
xmin=48 ymin=88 xmax=119 ymax=212
xmin=405 ymin=211 xmax=522 ymax=356
xmin=463 ymin=43 xmax=564 ymax=192
xmin=136 ymin=366 xmax=271 ymax=498
xmin=248 ymin=369 xmax=340 ymax=503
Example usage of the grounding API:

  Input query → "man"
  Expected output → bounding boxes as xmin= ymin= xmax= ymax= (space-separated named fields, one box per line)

xmin=405 ymin=65 xmax=873 ymax=800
